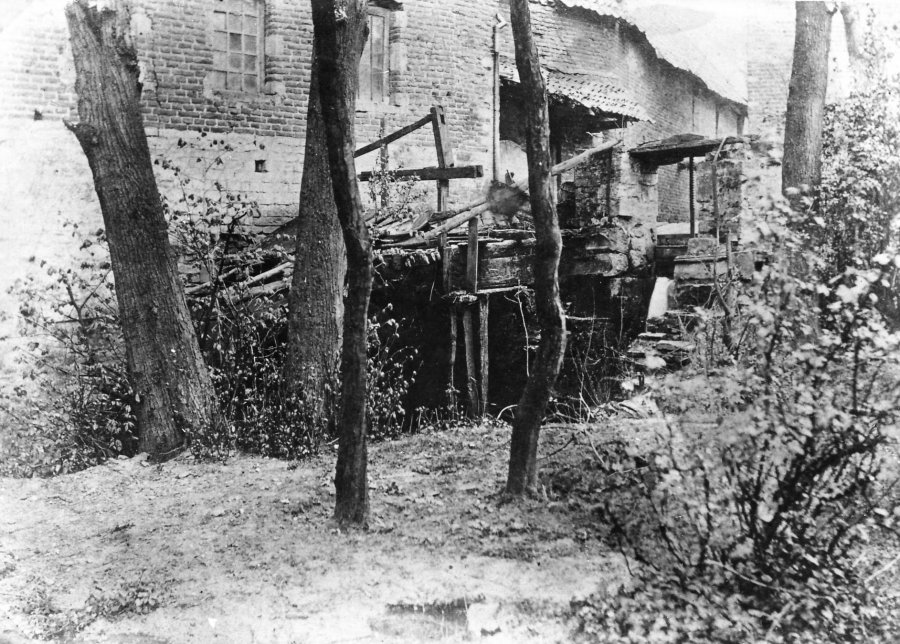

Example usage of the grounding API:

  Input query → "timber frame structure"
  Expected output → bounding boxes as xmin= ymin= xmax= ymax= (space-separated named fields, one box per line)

xmin=185 ymin=103 xmax=764 ymax=417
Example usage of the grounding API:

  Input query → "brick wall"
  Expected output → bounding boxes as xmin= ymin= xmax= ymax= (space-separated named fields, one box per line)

xmin=1 ymin=0 xmax=755 ymax=233
xmin=746 ymin=5 xmax=794 ymax=145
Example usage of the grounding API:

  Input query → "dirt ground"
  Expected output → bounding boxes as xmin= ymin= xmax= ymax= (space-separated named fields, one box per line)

xmin=0 ymin=417 xmax=663 ymax=643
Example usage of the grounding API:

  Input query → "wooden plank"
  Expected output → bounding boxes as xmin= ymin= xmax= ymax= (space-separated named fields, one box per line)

xmin=357 ymin=165 xmax=483 ymax=182
xmin=689 ymin=156 xmax=696 ymax=237
xmin=398 ymin=140 xmax=623 ymax=248
xmin=467 ymin=218 xmax=479 ymax=293
xmin=431 ymin=106 xmax=455 ymax=214
xmin=478 ymin=294 xmax=489 ymax=416
xmin=462 ymin=306 xmax=479 ymax=419
xmin=447 ymin=304 xmax=458 ymax=409
xmin=430 ymin=105 xmax=455 ymax=167
xmin=354 ymin=113 xmax=432 ymax=158
xmin=551 ymin=138 xmax=622 ymax=176
xmin=629 ymin=135 xmax=742 ymax=165
xmin=447 ymin=248 xmax=635 ymax=290
xmin=440 ymin=233 xmax=452 ymax=292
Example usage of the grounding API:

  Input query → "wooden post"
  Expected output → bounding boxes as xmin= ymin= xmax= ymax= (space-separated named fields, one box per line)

xmin=689 ymin=156 xmax=696 ymax=237
xmin=431 ymin=105 xmax=454 ymax=211
xmin=379 ymin=116 xmax=390 ymax=208
xmin=492 ymin=15 xmax=505 ymax=183
xmin=447 ymin=304 xmax=458 ymax=409
xmin=462 ymin=307 xmax=479 ymax=418
xmin=432 ymin=105 xmax=459 ymax=412
xmin=479 ymin=294 xmax=490 ymax=415
xmin=467 ymin=220 xmax=479 ymax=293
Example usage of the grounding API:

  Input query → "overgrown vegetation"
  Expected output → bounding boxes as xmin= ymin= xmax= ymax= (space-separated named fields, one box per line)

xmin=0 ymin=223 xmax=136 ymax=476
xmin=573 ymin=198 xmax=900 ymax=641
xmin=819 ymin=76 xmax=900 ymax=327
xmin=0 ymin=146 xmax=420 ymax=475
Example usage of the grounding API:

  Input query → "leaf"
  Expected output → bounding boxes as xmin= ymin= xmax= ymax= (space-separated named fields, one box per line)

xmin=757 ymin=502 xmax=775 ymax=523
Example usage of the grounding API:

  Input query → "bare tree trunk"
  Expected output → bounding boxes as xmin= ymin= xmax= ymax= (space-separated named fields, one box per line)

xmin=505 ymin=0 xmax=567 ymax=496
xmin=65 ymin=1 xmax=221 ymax=460
xmin=839 ymin=2 xmax=868 ymax=94
xmin=783 ymin=1 xmax=833 ymax=194
xmin=285 ymin=52 xmax=346 ymax=432
xmin=311 ymin=0 xmax=371 ymax=527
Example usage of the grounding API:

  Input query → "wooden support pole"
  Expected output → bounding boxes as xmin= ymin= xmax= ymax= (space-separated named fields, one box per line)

xmin=492 ymin=17 xmax=503 ymax=182
xmin=467 ymin=218 xmax=479 ymax=293
xmin=462 ymin=306 xmax=479 ymax=419
xmin=447 ymin=304 xmax=458 ymax=409
xmin=431 ymin=105 xmax=455 ymax=213
xmin=431 ymin=105 xmax=461 ymax=413
xmin=689 ymin=156 xmax=696 ymax=237
xmin=479 ymin=294 xmax=490 ymax=416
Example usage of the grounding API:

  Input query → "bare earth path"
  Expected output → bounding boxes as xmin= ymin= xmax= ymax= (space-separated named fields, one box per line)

xmin=0 ymin=421 xmax=653 ymax=643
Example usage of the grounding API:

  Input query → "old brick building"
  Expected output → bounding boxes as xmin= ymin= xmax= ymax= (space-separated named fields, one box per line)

xmin=1 ymin=0 xmax=804 ymax=383
xmin=0 ymin=0 xmax=759 ymax=228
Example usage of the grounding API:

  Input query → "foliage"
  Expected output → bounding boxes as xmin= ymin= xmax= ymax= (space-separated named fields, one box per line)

xmin=22 ymin=576 xmax=162 ymax=640
xmin=2 ymin=138 xmax=421 ymax=474
xmin=818 ymin=23 xmax=900 ymax=326
xmin=162 ymin=152 xmax=418 ymax=457
xmin=553 ymin=318 xmax=640 ymax=421
xmin=366 ymin=305 xmax=418 ymax=440
xmin=577 ymin=202 xmax=900 ymax=642
xmin=0 ymin=223 xmax=136 ymax=477
xmin=363 ymin=138 xmax=427 ymax=237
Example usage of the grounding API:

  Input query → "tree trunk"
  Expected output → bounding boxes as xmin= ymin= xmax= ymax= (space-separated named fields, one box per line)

xmin=839 ymin=2 xmax=868 ymax=94
xmin=285 ymin=51 xmax=346 ymax=432
xmin=783 ymin=1 xmax=833 ymax=194
xmin=311 ymin=0 xmax=371 ymax=527
xmin=505 ymin=0 xmax=567 ymax=496
xmin=65 ymin=1 xmax=221 ymax=460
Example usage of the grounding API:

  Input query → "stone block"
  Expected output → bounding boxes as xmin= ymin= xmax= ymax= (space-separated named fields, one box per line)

xmin=674 ymin=256 xmax=729 ymax=281
xmin=629 ymin=249 xmax=649 ymax=271
xmin=733 ymin=249 xmax=755 ymax=279
xmin=686 ymin=236 xmax=719 ymax=255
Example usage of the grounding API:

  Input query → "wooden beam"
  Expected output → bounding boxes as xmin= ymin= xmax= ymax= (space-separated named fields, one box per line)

xmin=447 ymin=304 xmax=458 ymax=409
xmin=550 ymin=139 xmax=621 ymax=176
xmin=462 ymin=306 xmax=479 ymax=419
xmin=431 ymin=105 xmax=455 ymax=167
xmin=629 ymin=135 xmax=743 ymax=165
xmin=689 ymin=156 xmax=696 ymax=237
xmin=478 ymin=294 xmax=489 ymax=415
xmin=357 ymin=165 xmax=483 ymax=182
xmin=431 ymin=105 xmax=455 ymax=213
xmin=397 ymin=139 xmax=622 ymax=247
xmin=467 ymin=218 xmax=479 ymax=293
xmin=354 ymin=113 xmax=433 ymax=158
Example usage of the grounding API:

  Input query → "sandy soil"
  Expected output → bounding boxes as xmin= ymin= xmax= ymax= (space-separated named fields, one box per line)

xmin=0 ymin=419 xmax=658 ymax=643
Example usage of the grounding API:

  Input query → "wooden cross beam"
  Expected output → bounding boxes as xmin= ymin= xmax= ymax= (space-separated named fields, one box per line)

xmin=357 ymin=165 xmax=483 ymax=182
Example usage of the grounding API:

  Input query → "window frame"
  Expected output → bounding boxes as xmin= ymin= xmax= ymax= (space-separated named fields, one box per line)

xmin=210 ymin=0 xmax=265 ymax=95
xmin=358 ymin=6 xmax=392 ymax=106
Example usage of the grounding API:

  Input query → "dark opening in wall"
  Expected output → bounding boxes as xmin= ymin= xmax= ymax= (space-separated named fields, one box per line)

xmin=254 ymin=159 xmax=267 ymax=173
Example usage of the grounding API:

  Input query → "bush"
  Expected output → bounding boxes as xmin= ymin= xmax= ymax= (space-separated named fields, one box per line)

xmin=577 ymin=203 xmax=900 ymax=642
xmin=1 ymin=224 xmax=136 ymax=476
xmin=2 ymin=156 xmax=420 ymax=473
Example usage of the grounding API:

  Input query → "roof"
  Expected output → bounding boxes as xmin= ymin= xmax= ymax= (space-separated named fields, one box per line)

xmin=557 ymin=0 xmax=749 ymax=106
xmin=629 ymin=133 xmax=745 ymax=164
xmin=499 ymin=58 xmax=649 ymax=122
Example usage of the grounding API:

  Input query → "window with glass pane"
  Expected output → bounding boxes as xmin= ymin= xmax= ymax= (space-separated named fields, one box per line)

xmin=211 ymin=0 xmax=262 ymax=93
xmin=359 ymin=9 xmax=390 ymax=103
